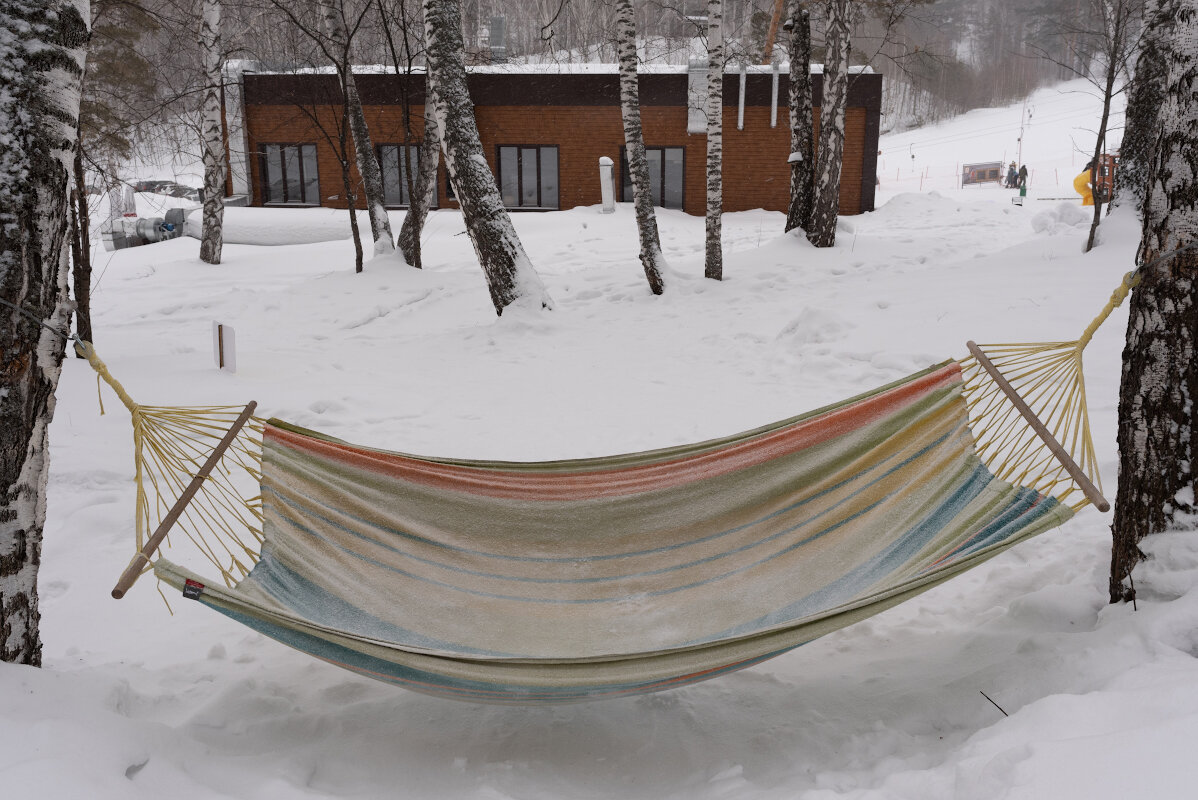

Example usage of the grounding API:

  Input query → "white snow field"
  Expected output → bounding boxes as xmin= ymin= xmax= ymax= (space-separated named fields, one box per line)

xmin=7 ymin=79 xmax=1198 ymax=800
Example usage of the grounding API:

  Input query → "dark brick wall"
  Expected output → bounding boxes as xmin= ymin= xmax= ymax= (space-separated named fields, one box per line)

xmin=240 ymin=71 xmax=881 ymax=216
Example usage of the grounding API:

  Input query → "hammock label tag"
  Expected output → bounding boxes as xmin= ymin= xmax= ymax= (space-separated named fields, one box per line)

xmin=183 ymin=579 xmax=206 ymax=600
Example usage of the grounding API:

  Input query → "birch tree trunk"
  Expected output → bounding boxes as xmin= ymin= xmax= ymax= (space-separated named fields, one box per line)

xmin=397 ymin=96 xmax=442 ymax=269
xmin=199 ymin=0 xmax=225 ymax=264
xmin=379 ymin=0 xmax=437 ymax=269
xmin=615 ymin=0 xmax=666 ymax=294
xmin=321 ymin=0 xmax=394 ymax=254
xmin=423 ymin=0 xmax=551 ymax=314
xmin=0 ymin=0 xmax=89 ymax=666
xmin=704 ymin=0 xmax=724 ymax=281
xmin=1110 ymin=0 xmax=1198 ymax=603
xmin=784 ymin=3 xmax=814 ymax=234
xmin=104 ymin=167 xmax=124 ymax=222
xmin=71 ymin=142 xmax=93 ymax=347
xmin=1113 ymin=0 xmax=1165 ymax=213
xmin=337 ymin=119 xmax=365 ymax=274
xmin=807 ymin=0 xmax=853 ymax=248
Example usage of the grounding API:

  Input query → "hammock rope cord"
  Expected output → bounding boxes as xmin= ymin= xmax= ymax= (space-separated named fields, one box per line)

xmin=76 ymin=271 xmax=1141 ymax=702
xmin=958 ymin=270 xmax=1136 ymax=512
xmin=79 ymin=342 xmax=266 ymax=588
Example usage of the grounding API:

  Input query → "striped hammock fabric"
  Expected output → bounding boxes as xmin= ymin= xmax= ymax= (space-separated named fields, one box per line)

xmin=153 ymin=360 xmax=1076 ymax=704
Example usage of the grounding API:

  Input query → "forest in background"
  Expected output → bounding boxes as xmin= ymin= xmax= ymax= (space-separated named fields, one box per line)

xmin=85 ymin=0 xmax=1137 ymax=186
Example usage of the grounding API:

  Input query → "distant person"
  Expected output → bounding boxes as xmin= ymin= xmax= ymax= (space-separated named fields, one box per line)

xmin=1006 ymin=162 xmax=1017 ymax=188
xmin=1074 ymin=161 xmax=1095 ymax=206
xmin=1017 ymin=164 xmax=1028 ymax=189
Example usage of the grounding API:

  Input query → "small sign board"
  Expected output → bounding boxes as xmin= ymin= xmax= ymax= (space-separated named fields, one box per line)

xmin=212 ymin=321 xmax=237 ymax=373
xmin=962 ymin=162 xmax=1003 ymax=186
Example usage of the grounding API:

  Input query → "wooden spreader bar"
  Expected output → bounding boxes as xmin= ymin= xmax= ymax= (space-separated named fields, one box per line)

xmin=111 ymin=401 xmax=258 ymax=599
xmin=966 ymin=342 xmax=1109 ymax=513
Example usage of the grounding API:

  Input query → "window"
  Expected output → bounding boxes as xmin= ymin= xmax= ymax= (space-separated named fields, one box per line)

xmin=377 ymin=144 xmax=438 ymax=208
xmin=260 ymin=144 xmax=320 ymax=205
xmin=620 ymin=146 xmax=684 ymax=209
xmin=496 ymin=145 xmax=559 ymax=209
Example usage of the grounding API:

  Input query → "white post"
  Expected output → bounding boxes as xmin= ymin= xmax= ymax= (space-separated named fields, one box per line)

xmin=212 ymin=321 xmax=238 ymax=372
xmin=599 ymin=156 xmax=615 ymax=213
xmin=738 ymin=63 xmax=747 ymax=131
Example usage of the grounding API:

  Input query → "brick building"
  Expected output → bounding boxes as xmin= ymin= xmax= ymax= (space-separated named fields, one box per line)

xmin=222 ymin=63 xmax=882 ymax=217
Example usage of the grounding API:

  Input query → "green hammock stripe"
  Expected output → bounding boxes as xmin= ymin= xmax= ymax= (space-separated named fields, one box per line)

xmin=154 ymin=362 xmax=1075 ymax=704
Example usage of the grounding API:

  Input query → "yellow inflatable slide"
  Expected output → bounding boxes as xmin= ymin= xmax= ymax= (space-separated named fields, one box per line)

xmin=1074 ymin=170 xmax=1094 ymax=206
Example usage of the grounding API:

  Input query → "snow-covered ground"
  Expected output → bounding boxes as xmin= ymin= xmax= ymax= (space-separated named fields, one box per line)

xmin=7 ymin=79 xmax=1195 ymax=800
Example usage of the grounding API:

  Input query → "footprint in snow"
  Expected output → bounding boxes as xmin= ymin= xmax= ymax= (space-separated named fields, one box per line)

xmin=42 ymin=580 xmax=69 ymax=599
xmin=308 ymin=399 xmax=346 ymax=415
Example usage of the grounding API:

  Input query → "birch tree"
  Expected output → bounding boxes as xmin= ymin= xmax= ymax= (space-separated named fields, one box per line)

xmin=396 ymin=92 xmax=441 ymax=268
xmin=423 ymin=0 xmax=551 ymax=314
xmin=267 ymin=0 xmax=393 ymax=258
xmin=70 ymin=144 xmax=94 ymax=348
xmin=377 ymin=0 xmax=440 ymax=269
xmin=0 ymin=0 xmax=90 ymax=666
xmin=704 ymin=0 xmax=724 ymax=281
xmin=1110 ymin=0 xmax=1198 ymax=603
xmin=807 ymin=0 xmax=853 ymax=248
xmin=320 ymin=0 xmax=394 ymax=254
xmin=199 ymin=0 xmax=225 ymax=264
xmin=784 ymin=1 xmax=814 ymax=234
xmin=289 ymin=84 xmax=369 ymax=272
xmin=615 ymin=0 xmax=666 ymax=294
xmin=103 ymin=170 xmax=125 ymax=221
xmin=1114 ymin=0 xmax=1164 ymax=212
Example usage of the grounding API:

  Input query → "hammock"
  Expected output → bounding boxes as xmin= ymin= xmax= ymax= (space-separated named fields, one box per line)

xmin=86 ymin=275 xmax=1133 ymax=705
